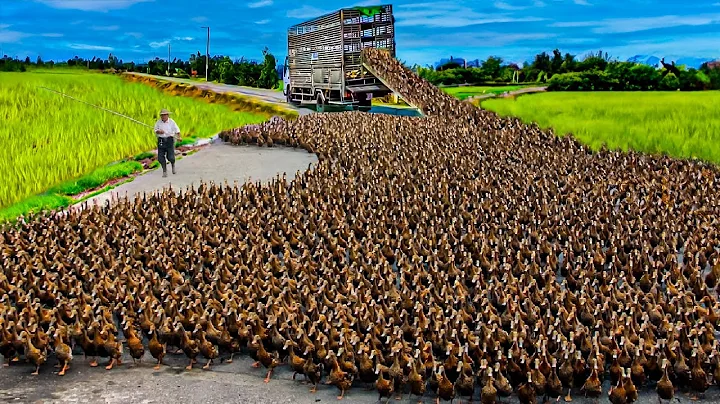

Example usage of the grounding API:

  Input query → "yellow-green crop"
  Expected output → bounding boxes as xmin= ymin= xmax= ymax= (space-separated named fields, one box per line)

xmin=0 ymin=71 xmax=270 ymax=208
xmin=481 ymin=91 xmax=720 ymax=165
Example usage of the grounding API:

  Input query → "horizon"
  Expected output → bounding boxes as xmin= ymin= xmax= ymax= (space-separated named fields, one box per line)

xmin=1 ymin=0 xmax=719 ymax=67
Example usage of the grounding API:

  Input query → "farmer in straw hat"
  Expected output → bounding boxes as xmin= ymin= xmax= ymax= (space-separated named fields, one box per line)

xmin=153 ymin=109 xmax=182 ymax=177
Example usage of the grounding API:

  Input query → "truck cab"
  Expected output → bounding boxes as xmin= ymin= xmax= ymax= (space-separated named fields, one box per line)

xmin=282 ymin=56 xmax=291 ymax=103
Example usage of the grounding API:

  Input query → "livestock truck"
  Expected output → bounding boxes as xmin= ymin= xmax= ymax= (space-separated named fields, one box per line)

xmin=282 ymin=5 xmax=397 ymax=111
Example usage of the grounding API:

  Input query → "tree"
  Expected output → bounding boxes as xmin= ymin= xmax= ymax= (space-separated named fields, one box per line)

xmin=257 ymin=47 xmax=278 ymax=89
xmin=36 ymin=56 xmax=44 ymax=67
xmin=561 ymin=53 xmax=577 ymax=73
xmin=550 ymin=49 xmax=563 ymax=75
xmin=480 ymin=56 xmax=503 ymax=81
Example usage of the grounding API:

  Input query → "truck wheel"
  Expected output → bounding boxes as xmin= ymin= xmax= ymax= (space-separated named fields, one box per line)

xmin=358 ymin=97 xmax=371 ymax=108
xmin=316 ymin=93 xmax=326 ymax=113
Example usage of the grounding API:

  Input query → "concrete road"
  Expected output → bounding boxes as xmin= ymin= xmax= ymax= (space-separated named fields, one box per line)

xmin=76 ymin=139 xmax=317 ymax=209
xmin=2 ymin=347 xmax=719 ymax=404
xmin=127 ymin=72 xmax=315 ymax=116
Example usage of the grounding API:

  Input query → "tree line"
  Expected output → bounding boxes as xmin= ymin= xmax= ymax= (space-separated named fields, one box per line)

xmin=2 ymin=47 xmax=719 ymax=91
xmin=0 ymin=47 xmax=280 ymax=89
xmin=413 ymin=49 xmax=720 ymax=91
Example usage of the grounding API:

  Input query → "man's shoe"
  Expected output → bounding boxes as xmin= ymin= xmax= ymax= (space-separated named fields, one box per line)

xmin=171 ymin=166 xmax=176 ymax=175
xmin=162 ymin=171 xmax=168 ymax=178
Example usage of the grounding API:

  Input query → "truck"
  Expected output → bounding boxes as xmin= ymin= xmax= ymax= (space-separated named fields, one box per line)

xmin=282 ymin=4 xmax=396 ymax=111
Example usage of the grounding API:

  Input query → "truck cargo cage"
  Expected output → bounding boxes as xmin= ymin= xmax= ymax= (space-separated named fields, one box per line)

xmin=284 ymin=4 xmax=399 ymax=109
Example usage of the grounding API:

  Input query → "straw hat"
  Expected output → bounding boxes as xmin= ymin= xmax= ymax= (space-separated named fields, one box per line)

xmin=159 ymin=109 xmax=171 ymax=115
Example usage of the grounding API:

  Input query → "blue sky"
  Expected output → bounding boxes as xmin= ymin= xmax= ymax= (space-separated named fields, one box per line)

xmin=1 ymin=0 xmax=719 ymax=66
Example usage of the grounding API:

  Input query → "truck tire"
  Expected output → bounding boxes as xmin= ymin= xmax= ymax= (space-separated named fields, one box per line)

xmin=316 ymin=92 xmax=326 ymax=113
xmin=358 ymin=96 xmax=372 ymax=108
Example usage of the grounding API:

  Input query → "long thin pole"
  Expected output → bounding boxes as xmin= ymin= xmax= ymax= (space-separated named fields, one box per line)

xmin=201 ymin=26 xmax=209 ymax=81
xmin=37 ymin=86 xmax=153 ymax=128
xmin=168 ymin=42 xmax=171 ymax=75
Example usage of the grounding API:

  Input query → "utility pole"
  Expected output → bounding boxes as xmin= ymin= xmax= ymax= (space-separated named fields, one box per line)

xmin=201 ymin=26 xmax=210 ymax=81
xmin=167 ymin=42 xmax=171 ymax=75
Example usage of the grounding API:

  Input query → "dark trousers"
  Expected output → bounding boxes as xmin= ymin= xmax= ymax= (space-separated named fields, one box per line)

xmin=157 ymin=137 xmax=176 ymax=171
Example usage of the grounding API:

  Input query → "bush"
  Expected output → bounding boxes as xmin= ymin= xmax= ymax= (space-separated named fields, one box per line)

xmin=547 ymin=70 xmax=617 ymax=91
xmin=659 ymin=73 xmax=680 ymax=91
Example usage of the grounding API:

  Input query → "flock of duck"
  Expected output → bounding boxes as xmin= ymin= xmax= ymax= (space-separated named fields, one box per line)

xmin=2 ymin=48 xmax=720 ymax=404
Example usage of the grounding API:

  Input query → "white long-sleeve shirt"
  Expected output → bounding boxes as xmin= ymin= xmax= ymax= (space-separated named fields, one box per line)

xmin=153 ymin=118 xmax=180 ymax=139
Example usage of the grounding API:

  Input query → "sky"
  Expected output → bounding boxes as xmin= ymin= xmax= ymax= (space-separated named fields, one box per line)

xmin=0 ymin=0 xmax=719 ymax=66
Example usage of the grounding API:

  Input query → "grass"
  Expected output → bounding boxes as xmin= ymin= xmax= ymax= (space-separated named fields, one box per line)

xmin=481 ymin=91 xmax=720 ymax=164
xmin=443 ymin=85 xmax=532 ymax=100
xmin=47 ymin=161 xmax=143 ymax=195
xmin=0 ymin=70 xmax=272 ymax=209
xmin=0 ymin=160 xmax=143 ymax=222
xmin=134 ymin=151 xmax=155 ymax=161
xmin=0 ymin=194 xmax=73 ymax=223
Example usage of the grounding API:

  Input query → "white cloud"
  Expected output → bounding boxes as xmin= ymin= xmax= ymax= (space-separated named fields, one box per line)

xmin=573 ymin=0 xmax=591 ymax=5
xmin=248 ymin=0 xmax=273 ymax=7
xmin=68 ymin=43 xmax=114 ymax=51
xmin=598 ymin=14 xmax=720 ymax=33
xmin=351 ymin=0 xmax=383 ymax=5
xmin=395 ymin=2 xmax=545 ymax=28
xmin=494 ymin=1 xmax=527 ymax=10
xmin=594 ymin=35 xmax=720 ymax=59
xmin=0 ymin=27 xmax=31 ymax=43
xmin=0 ymin=24 xmax=10 ymax=30
xmin=255 ymin=19 xmax=271 ymax=25
xmin=36 ymin=0 xmax=153 ymax=12
xmin=399 ymin=31 xmax=556 ymax=48
xmin=149 ymin=40 xmax=170 ymax=48
xmin=90 ymin=25 xmax=120 ymax=31
xmin=552 ymin=14 xmax=720 ymax=33
xmin=126 ymin=32 xmax=143 ymax=39
xmin=533 ymin=0 xmax=546 ymax=6
xmin=191 ymin=16 xmax=208 ymax=23
xmin=173 ymin=36 xmax=194 ymax=41
xmin=550 ymin=21 xmax=598 ymax=27
xmin=287 ymin=5 xmax=331 ymax=19
xmin=41 ymin=33 xmax=64 ymax=37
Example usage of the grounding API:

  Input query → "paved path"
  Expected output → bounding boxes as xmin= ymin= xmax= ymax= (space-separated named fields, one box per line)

xmin=2 ymin=347 xmax=718 ymax=404
xmin=127 ymin=72 xmax=315 ymax=116
xmin=76 ymin=140 xmax=317 ymax=209
xmin=468 ymin=86 xmax=548 ymax=102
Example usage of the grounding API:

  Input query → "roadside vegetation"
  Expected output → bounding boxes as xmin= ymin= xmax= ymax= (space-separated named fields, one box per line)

xmin=0 ymin=70 xmax=272 ymax=218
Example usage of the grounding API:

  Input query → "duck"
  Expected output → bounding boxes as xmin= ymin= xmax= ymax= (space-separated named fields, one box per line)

xmin=435 ymin=365 xmax=455 ymax=404
xmin=51 ymin=328 xmax=72 ymax=376
xmin=656 ymin=359 xmax=675 ymax=402
xmin=689 ymin=349 xmax=708 ymax=399
xmin=375 ymin=363 xmax=394 ymax=404
xmin=326 ymin=351 xmax=354 ymax=400
xmin=481 ymin=368 xmax=498 ymax=404
xmin=19 ymin=330 xmax=46 ymax=375
xmin=304 ymin=355 xmax=323 ymax=394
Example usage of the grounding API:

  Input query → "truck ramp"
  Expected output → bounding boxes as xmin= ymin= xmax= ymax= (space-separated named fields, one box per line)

xmin=362 ymin=61 xmax=423 ymax=113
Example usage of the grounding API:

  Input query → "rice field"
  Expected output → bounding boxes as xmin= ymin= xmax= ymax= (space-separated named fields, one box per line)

xmin=443 ymin=85 xmax=531 ymax=100
xmin=0 ymin=70 xmax=271 ymax=208
xmin=481 ymin=91 xmax=720 ymax=165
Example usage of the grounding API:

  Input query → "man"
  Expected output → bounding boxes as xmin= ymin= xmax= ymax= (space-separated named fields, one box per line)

xmin=153 ymin=109 xmax=182 ymax=177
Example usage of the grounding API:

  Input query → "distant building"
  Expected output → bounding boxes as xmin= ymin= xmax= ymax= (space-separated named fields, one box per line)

xmin=708 ymin=60 xmax=720 ymax=69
